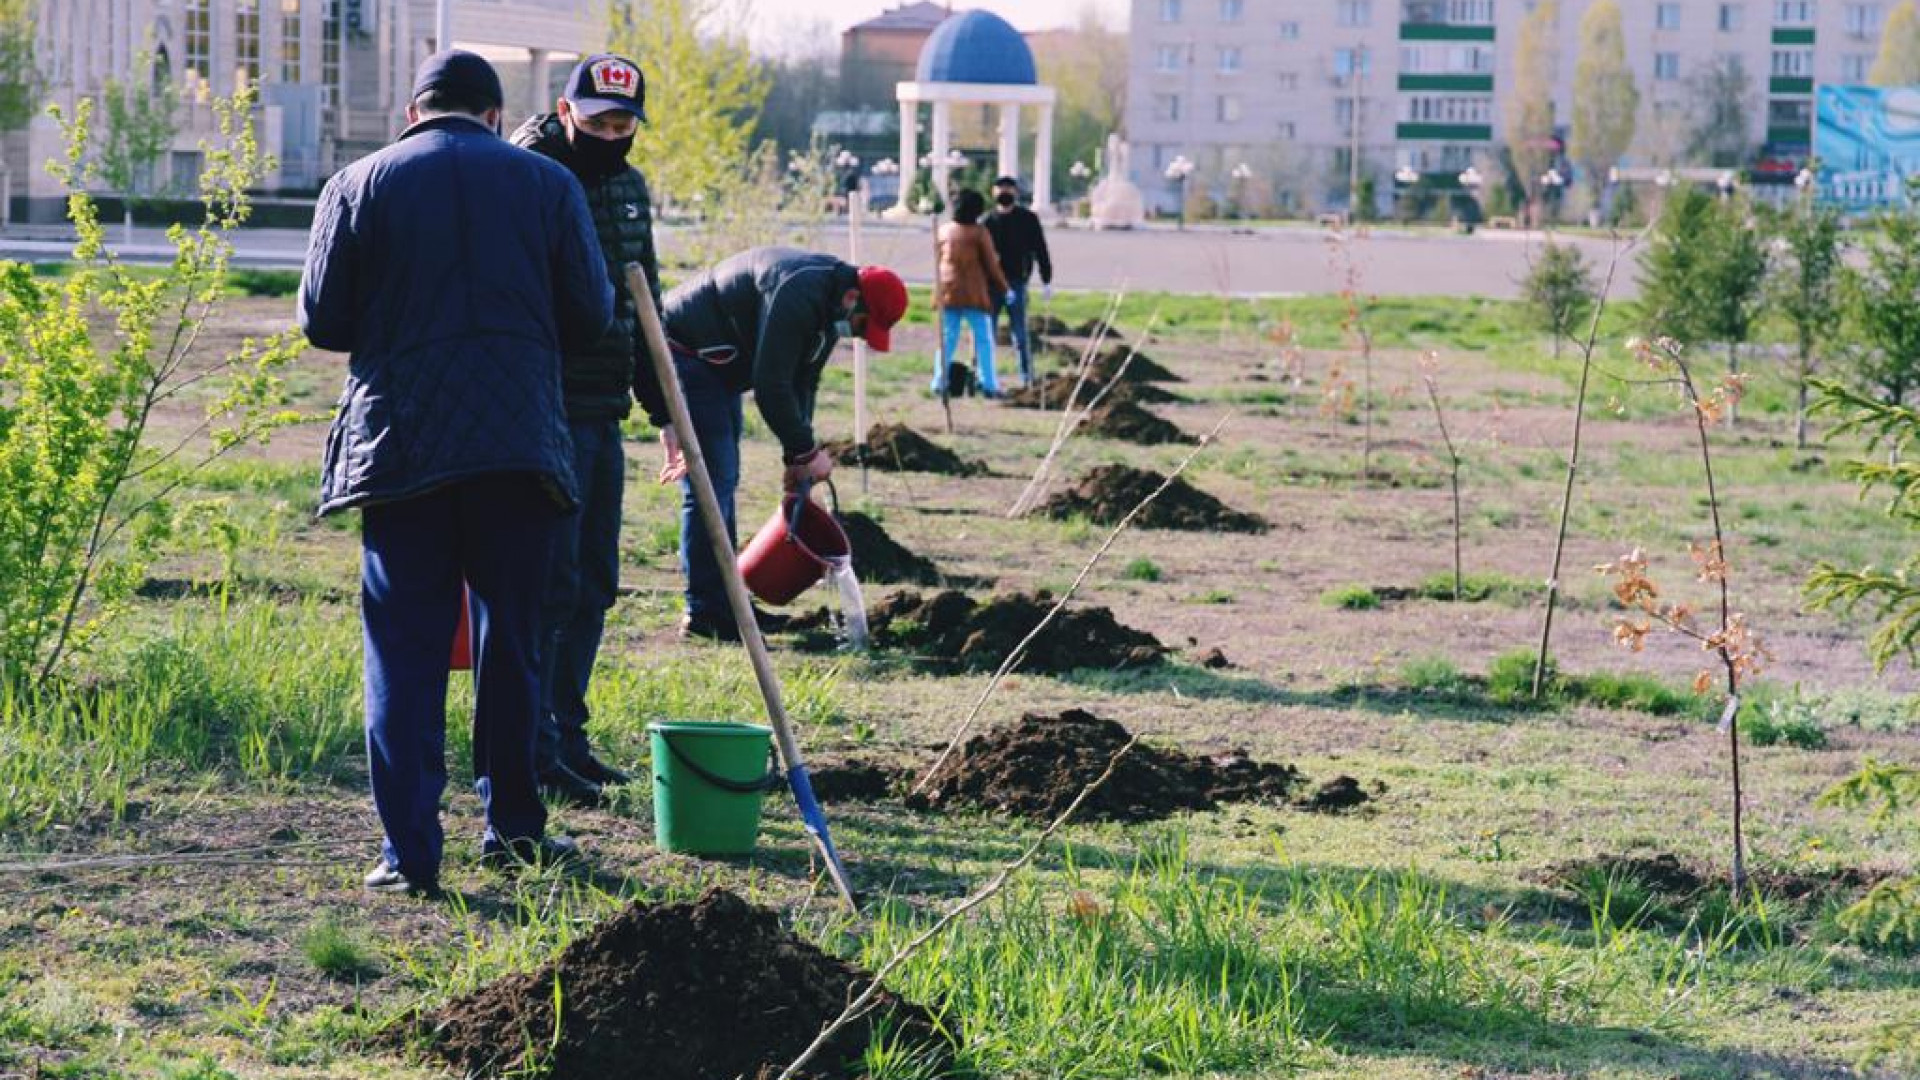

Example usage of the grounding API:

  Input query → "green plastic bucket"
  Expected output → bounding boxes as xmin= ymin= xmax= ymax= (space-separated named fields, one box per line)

xmin=649 ymin=721 xmax=779 ymax=855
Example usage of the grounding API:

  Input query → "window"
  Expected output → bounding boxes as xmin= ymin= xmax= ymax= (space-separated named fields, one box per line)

xmin=1159 ymin=0 xmax=1182 ymax=22
xmin=1152 ymin=93 xmax=1182 ymax=122
xmin=280 ymin=0 xmax=302 ymax=82
xmin=1770 ymin=98 xmax=1814 ymax=125
xmin=1845 ymin=3 xmax=1883 ymax=34
xmin=1656 ymin=3 xmax=1682 ymax=28
xmin=322 ymin=0 xmax=341 ymax=111
xmin=1401 ymin=44 xmax=1495 ymax=73
xmin=1218 ymin=0 xmax=1243 ymax=21
xmin=1774 ymin=1 xmax=1816 ymax=25
xmin=1719 ymin=3 xmax=1745 ymax=29
xmin=1335 ymin=98 xmax=1356 ymax=129
xmin=1276 ymin=71 xmax=1299 ymax=90
xmin=184 ymin=0 xmax=211 ymax=81
xmin=1277 ymin=121 xmax=1297 ymax=139
xmin=1337 ymin=0 xmax=1372 ymax=26
xmin=1404 ymin=95 xmax=1493 ymax=123
xmin=1218 ymin=46 xmax=1242 ymax=72
xmin=1217 ymin=94 xmax=1242 ymax=122
xmin=1406 ymin=0 xmax=1492 ymax=22
xmin=236 ymin=0 xmax=261 ymax=83
xmin=1654 ymin=52 xmax=1680 ymax=80
xmin=1772 ymin=47 xmax=1814 ymax=75
xmin=1155 ymin=45 xmax=1183 ymax=72
xmin=1278 ymin=20 xmax=1300 ymax=40
xmin=1843 ymin=53 xmax=1871 ymax=80
xmin=1334 ymin=47 xmax=1372 ymax=79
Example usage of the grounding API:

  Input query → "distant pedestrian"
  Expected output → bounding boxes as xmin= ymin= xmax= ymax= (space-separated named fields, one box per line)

xmin=930 ymin=188 xmax=1010 ymax=398
xmin=985 ymin=175 xmax=1053 ymax=387
xmin=644 ymin=247 xmax=908 ymax=642
xmin=511 ymin=53 xmax=661 ymax=809
xmin=300 ymin=49 xmax=613 ymax=896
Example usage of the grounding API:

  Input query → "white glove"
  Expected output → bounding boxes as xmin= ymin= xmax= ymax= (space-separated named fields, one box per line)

xmin=1042 ymin=283 xmax=1054 ymax=303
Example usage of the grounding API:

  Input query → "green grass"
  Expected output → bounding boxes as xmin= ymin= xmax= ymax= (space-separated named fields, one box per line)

xmin=1322 ymin=584 xmax=1382 ymax=611
xmin=1120 ymin=557 xmax=1163 ymax=583
xmin=1417 ymin=570 xmax=1537 ymax=605
xmin=299 ymin=916 xmax=380 ymax=981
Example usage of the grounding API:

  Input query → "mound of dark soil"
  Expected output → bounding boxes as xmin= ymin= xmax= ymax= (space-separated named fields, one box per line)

xmin=1003 ymin=374 xmax=1181 ymax=409
xmin=906 ymin=709 xmax=1299 ymax=823
xmin=1297 ymin=776 xmax=1372 ymax=813
xmin=1031 ymin=315 xmax=1125 ymax=342
xmin=1084 ymin=399 xmax=1194 ymax=445
xmin=838 ymin=512 xmax=941 ymax=585
xmin=1547 ymin=852 xmax=1710 ymax=898
xmin=1198 ymin=647 xmax=1233 ymax=670
xmin=867 ymin=589 xmax=1164 ymax=673
xmin=397 ymin=889 xmax=943 ymax=1080
xmin=807 ymin=757 xmax=908 ymax=802
xmin=1042 ymin=464 xmax=1269 ymax=534
xmin=1088 ymin=346 xmax=1182 ymax=383
xmin=827 ymin=423 xmax=987 ymax=476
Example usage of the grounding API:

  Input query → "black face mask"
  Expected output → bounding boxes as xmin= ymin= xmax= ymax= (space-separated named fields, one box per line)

xmin=995 ymin=192 xmax=1017 ymax=207
xmin=566 ymin=124 xmax=635 ymax=179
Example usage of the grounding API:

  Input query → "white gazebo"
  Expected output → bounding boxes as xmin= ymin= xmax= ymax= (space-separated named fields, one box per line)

xmin=890 ymin=10 xmax=1057 ymax=216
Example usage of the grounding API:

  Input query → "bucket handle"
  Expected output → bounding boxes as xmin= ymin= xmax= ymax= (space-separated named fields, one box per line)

xmin=784 ymin=477 xmax=842 ymax=543
xmin=661 ymin=734 xmax=784 ymax=794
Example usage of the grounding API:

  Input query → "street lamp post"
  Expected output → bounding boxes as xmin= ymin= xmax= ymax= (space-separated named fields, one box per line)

xmin=1717 ymin=169 xmax=1738 ymax=201
xmin=1068 ymin=159 xmax=1093 ymax=219
xmin=1229 ymin=162 xmax=1254 ymax=221
xmin=1393 ymin=164 xmax=1420 ymax=223
xmin=1539 ymin=167 xmax=1565 ymax=230
xmin=1164 ymin=154 xmax=1196 ymax=230
xmin=872 ymin=156 xmax=899 ymax=212
xmin=1456 ymin=165 xmax=1483 ymax=233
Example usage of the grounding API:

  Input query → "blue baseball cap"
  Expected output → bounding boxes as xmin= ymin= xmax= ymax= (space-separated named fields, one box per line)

xmin=564 ymin=54 xmax=646 ymax=121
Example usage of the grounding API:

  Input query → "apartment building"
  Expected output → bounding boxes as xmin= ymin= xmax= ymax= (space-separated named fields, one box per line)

xmin=1125 ymin=0 xmax=1890 ymax=214
xmin=14 ymin=0 xmax=602 ymax=222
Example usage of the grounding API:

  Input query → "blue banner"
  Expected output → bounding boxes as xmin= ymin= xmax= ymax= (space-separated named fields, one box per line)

xmin=1815 ymin=85 xmax=1920 ymax=211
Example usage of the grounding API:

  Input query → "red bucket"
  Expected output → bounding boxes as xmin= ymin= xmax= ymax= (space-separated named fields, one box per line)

xmin=450 ymin=585 xmax=474 ymax=671
xmin=739 ymin=492 xmax=850 ymax=606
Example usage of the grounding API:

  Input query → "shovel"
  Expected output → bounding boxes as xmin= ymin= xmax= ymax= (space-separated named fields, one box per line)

xmin=626 ymin=263 xmax=861 ymax=914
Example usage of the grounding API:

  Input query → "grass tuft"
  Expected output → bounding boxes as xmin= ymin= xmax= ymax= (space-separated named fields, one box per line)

xmin=1322 ymin=584 xmax=1382 ymax=611
xmin=299 ymin=916 xmax=380 ymax=982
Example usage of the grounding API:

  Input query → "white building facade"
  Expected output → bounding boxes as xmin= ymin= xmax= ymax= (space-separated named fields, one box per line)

xmin=1124 ymin=0 xmax=1891 ymax=214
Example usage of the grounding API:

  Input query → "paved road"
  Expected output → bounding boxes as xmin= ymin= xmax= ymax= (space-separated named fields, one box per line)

xmin=0 ymin=220 xmax=1641 ymax=300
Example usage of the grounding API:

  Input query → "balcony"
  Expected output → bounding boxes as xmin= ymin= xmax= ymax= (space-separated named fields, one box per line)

xmin=1401 ymin=0 xmax=1495 ymax=40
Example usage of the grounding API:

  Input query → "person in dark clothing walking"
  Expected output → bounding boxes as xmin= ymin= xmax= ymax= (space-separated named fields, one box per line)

xmin=300 ymin=50 xmax=613 ymax=895
xmin=984 ymin=176 xmax=1054 ymax=387
xmin=641 ymin=247 xmax=909 ymax=641
xmin=510 ymin=53 xmax=660 ymax=808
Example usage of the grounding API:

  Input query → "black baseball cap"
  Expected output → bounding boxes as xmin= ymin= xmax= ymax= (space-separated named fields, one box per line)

xmin=410 ymin=49 xmax=503 ymax=109
xmin=993 ymin=175 xmax=1019 ymax=187
xmin=564 ymin=54 xmax=646 ymax=121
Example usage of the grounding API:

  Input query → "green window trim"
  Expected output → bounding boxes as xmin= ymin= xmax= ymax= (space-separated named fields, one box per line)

xmin=1767 ymin=125 xmax=1812 ymax=145
xmin=1770 ymin=76 xmax=1814 ymax=94
xmin=1399 ymin=22 xmax=1496 ymax=41
xmin=1398 ymin=73 xmax=1495 ymax=92
xmin=1396 ymin=122 xmax=1494 ymax=141
xmin=1771 ymin=27 xmax=1816 ymax=44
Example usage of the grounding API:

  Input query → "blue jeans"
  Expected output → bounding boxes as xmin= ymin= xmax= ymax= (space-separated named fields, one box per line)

xmin=677 ymin=355 xmax=744 ymax=621
xmin=994 ymin=282 xmax=1033 ymax=386
xmin=538 ymin=418 xmax=624 ymax=772
xmin=931 ymin=307 xmax=997 ymax=396
xmin=361 ymin=476 xmax=558 ymax=886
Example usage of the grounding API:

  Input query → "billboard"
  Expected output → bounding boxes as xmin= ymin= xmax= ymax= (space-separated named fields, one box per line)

xmin=1814 ymin=85 xmax=1920 ymax=212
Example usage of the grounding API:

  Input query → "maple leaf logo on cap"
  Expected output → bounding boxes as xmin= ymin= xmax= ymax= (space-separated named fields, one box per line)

xmin=591 ymin=59 xmax=638 ymax=98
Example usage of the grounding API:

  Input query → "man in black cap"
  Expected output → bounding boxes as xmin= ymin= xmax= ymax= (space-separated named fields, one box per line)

xmin=985 ymin=176 xmax=1054 ymax=387
xmin=300 ymin=49 xmax=612 ymax=895
xmin=510 ymin=54 xmax=660 ymax=807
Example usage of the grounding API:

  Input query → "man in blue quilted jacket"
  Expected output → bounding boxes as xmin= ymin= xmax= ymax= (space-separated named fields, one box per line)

xmin=299 ymin=50 xmax=612 ymax=896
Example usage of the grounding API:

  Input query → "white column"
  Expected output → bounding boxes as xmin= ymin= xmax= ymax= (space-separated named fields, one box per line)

xmin=930 ymin=99 xmax=951 ymax=200
xmin=997 ymin=102 xmax=1020 ymax=183
xmin=529 ymin=48 xmax=551 ymax=115
xmin=1033 ymin=102 xmax=1055 ymax=215
xmin=892 ymin=98 xmax=918 ymax=218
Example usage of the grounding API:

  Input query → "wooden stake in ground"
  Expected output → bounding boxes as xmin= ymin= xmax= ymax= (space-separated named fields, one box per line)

xmin=850 ymin=186 xmax=870 ymax=494
xmin=626 ymin=264 xmax=859 ymax=913
xmin=931 ymin=212 xmax=952 ymax=434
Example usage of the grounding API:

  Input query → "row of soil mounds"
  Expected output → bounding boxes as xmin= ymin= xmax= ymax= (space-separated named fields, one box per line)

xmin=389 ymin=889 xmax=944 ymax=1080
xmin=1005 ymin=373 xmax=1182 ymax=409
xmin=1543 ymin=851 xmax=1884 ymax=911
xmin=826 ymin=423 xmax=988 ymax=476
xmin=863 ymin=589 xmax=1164 ymax=672
xmin=809 ymin=710 xmax=1376 ymax=824
xmin=1083 ymin=399 xmax=1194 ymax=445
xmin=1033 ymin=314 xmax=1125 ymax=341
xmin=1043 ymin=464 xmax=1269 ymax=534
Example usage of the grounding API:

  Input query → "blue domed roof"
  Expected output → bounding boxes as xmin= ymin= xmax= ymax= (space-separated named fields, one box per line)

xmin=915 ymin=10 xmax=1037 ymax=85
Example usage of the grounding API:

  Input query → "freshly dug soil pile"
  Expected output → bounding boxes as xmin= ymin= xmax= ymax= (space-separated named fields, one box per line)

xmin=1297 ymin=776 xmax=1371 ymax=813
xmin=906 ymin=709 xmax=1299 ymax=823
xmin=1031 ymin=315 xmax=1125 ymax=342
xmin=1084 ymin=399 xmax=1194 ymax=445
xmin=398 ymin=889 xmax=943 ymax=1080
xmin=1546 ymin=851 xmax=1882 ymax=906
xmin=1199 ymin=647 xmax=1233 ymax=669
xmin=1042 ymin=464 xmax=1269 ymax=534
xmin=1003 ymin=373 xmax=1181 ymax=409
xmin=838 ymin=512 xmax=942 ymax=585
xmin=1088 ymin=346 xmax=1182 ymax=383
xmin=828 ymin=423 xmax=987 ymax=476
xmin=807 ymin=757 xmax=908 ymax=802
xmin=868 ymin=589 xmax=1165 ymax=673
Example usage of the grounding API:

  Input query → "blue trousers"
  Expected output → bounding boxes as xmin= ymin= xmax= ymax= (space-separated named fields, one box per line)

xmin=994 ymin=281 xmax=1034 ymax=386
xmin=931 ymin=307 xmax=997 ymax=396
xmin=677 ymin=355 xmax=744 ymax=620
xmin=361 ymin=476 xmax=558 ymax=886
xmin=538 ymin=418 xmax=625 ymax=771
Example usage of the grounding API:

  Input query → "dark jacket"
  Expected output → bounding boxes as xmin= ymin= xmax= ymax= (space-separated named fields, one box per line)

xmin=509 ymin=113 xmax=662 ymax=424
xmin=300 ymin=114 xmax=613 ymax=516
xmin=985 ymin=203 xmax=1053 ymax=285
xmin=653 ymin=247 xmax=857 ymax=459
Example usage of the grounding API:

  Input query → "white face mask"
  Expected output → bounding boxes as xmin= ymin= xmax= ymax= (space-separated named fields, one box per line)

xmin=833 ymin=318 xmax=853 ymax=338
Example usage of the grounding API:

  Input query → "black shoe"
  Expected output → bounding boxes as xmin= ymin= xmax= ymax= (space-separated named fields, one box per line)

xmin=364 ymin=860 xmax=437 ymax=897
xmin=564 ymin=748 xmax=631 ymax=787
xmin=679 ymin=610 xmax=741 ymax=642
xmin=539 ymin=763 xmax=605 ymax=807
xmin=480 ymin=834 xmax=581 ymax=872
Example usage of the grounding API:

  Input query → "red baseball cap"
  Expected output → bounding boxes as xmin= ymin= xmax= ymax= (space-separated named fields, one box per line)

xmin=856 ymin=265 xmax=909 ymax=352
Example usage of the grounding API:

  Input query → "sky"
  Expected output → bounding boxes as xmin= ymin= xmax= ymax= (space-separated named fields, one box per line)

xmin=746 ymin=0 xmax=1130 ymax=55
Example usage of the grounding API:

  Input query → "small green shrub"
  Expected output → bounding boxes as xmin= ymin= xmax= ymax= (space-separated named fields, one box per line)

xmin=1400 ymin=656 xmax=1469 ymax=696
xmin=1417 ymin=571 xmax=1535 ymax=605
xmin=227 ymin=268 xmax=301 ymax=297
xmin=300 ymin=916 xmax=379 ymax=981
xmin=1742 ymin=697 xmax=1830 ymax=750
xmin=1487 ymin=648 xmax=1548 ymax=705
xmin=1194 ymin=588 xmax=1234 ymax=605
xmin=1121 ymin=557 xmax=1163 ymax=583
xmin=1572 ymin=672 xmax=1697 ymax=717
xmin=1321 ymin=584 xmax=1380 ymax=611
